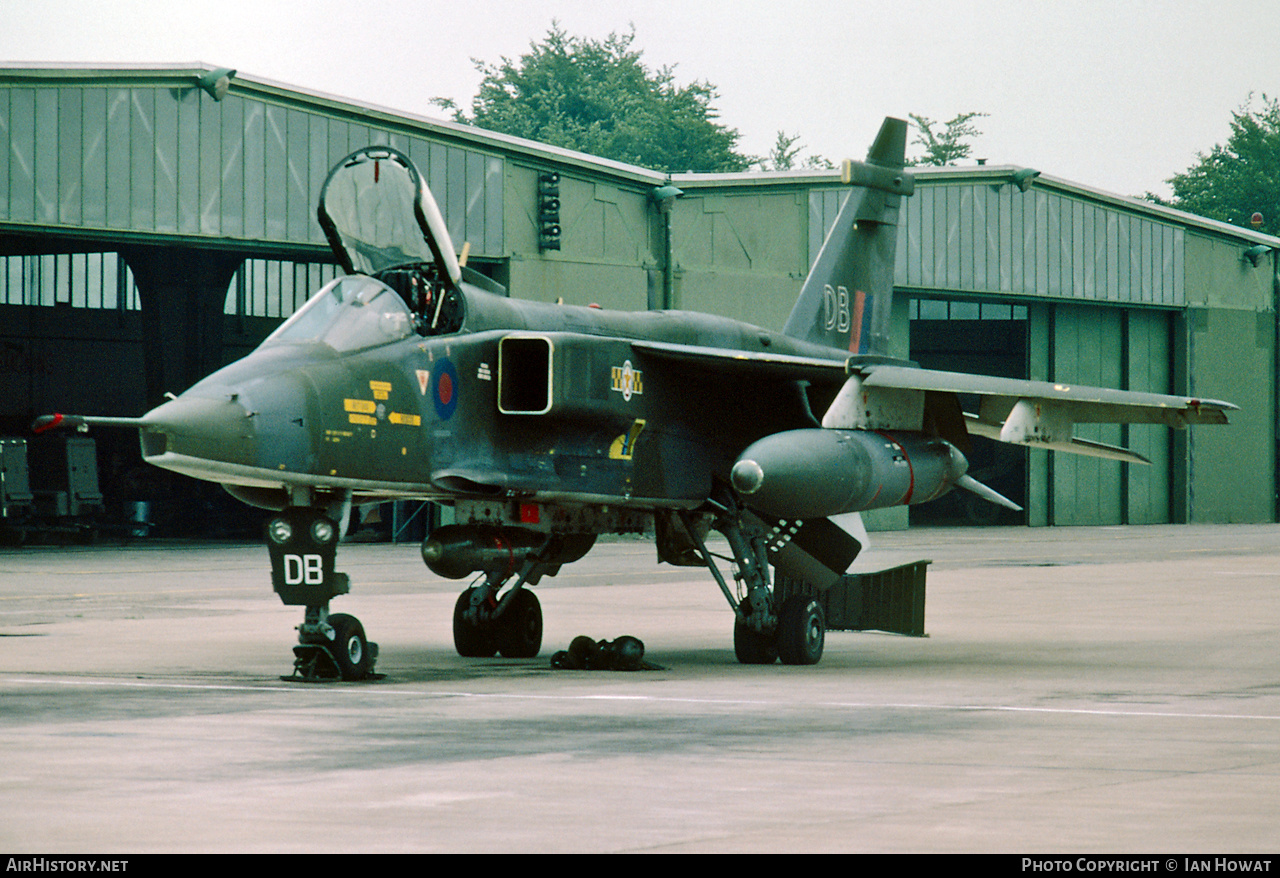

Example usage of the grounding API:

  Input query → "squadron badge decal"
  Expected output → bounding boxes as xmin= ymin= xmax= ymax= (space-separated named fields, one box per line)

xmin=610 ymin=360 xmax=643 ymax=401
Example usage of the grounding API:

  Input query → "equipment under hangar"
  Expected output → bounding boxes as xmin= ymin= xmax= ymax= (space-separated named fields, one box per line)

xmin=1 ymin=64 xmax=1276 ymax=535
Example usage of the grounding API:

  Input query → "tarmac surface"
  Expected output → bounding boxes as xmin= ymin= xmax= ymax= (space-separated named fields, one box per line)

xmin=2 ymin=523 xmax=1278 ymax=853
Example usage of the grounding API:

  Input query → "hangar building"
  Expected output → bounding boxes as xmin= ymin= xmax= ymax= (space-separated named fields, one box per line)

xmin=2 ymin=64 xmax=1277 ymax=532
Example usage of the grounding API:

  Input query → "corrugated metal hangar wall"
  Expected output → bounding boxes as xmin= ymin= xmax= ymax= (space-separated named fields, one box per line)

xmin=2 ymin=65 xmax=1277 ymax=532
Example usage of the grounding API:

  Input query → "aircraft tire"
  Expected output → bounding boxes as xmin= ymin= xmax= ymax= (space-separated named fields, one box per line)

xmin=497 ymin=589 xmax=542 ymax=659
xmin=327 ymin=613 xmax=372 ymax=680
xmin=453 ymin=588 xmax=498 ymax=658
xmin=733 ymin=618 xmax=779 ymax=665
xmin=776 ymin=596 xmax=825 ymax=666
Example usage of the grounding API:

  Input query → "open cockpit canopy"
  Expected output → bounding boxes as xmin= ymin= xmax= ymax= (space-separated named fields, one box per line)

xmin=318 ymin=146 xmax=461 ymax=286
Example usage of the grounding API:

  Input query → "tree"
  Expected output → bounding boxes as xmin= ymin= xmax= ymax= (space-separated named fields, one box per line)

xmin=1153 ymin=94 xmax=1280 ymax=236
xmin=440 ymin=25 xmax=753 ymax=174
xmin=757 ymin=131 xmax=833 ymax=171
xmin=907 ymin=112 xmax=987 ymax=167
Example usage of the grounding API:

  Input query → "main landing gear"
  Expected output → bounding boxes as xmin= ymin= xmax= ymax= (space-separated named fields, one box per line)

xmin=423 ymin=525 xmax=596 ymax=659
xmin=680 ymin=501 xmax=826 ymax=666
xmin=452 ymin=585 xmax=543 ymax=658
xmin=267 ymin=504 xmax=379 ymax=681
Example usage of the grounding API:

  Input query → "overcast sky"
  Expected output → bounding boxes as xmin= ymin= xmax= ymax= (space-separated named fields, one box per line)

xmin=3 ymin=0 xmax=1276 ymax=199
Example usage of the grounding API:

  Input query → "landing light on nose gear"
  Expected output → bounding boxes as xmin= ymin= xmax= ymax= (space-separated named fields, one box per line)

xmin=268 ymin=506 xmax=380 ymax=681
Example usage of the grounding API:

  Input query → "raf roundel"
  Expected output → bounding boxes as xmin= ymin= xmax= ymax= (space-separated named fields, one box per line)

xmin=433 ymin=358 xmax=459 ymax=420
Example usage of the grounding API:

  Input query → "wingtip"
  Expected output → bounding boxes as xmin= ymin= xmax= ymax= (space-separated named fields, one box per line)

xmin=1190 ymin=398 xmax=1239 ymax=412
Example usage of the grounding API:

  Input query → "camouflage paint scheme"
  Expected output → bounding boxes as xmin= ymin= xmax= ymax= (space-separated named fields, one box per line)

xmin=36 ymin=119 xmax=1235 ymax=677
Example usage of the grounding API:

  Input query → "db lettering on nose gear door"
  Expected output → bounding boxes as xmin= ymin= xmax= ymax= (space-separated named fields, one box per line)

xmin=266 ymin=507 xmax=349 ymax=604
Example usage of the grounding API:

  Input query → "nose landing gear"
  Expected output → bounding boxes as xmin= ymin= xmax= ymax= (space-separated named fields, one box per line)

xmin=268 ymin=505 xmax=380 ymax=682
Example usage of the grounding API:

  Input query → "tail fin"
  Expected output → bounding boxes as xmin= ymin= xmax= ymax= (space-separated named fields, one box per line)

xmin=783 ymin=117 xmax=913 ymax=357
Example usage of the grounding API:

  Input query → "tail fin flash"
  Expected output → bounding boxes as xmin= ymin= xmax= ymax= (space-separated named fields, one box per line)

xmin=783 ymin=117 xmax=913 ymax=357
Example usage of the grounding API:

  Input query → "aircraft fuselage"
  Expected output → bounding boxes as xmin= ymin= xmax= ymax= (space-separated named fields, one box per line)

xmin=137 ymin=279 xmax=857 ymax=520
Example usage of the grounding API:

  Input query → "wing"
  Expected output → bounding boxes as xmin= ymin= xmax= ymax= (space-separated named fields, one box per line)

xmin=631 ymin=341 xmax=1235 ymax=463
xmin=837 ymin=363 xmax=1234 ymax=463
xmin=860 ymin=364 xmax=1234 ymax=427
xmin=630 ymin=339 xmax=853 ymax=383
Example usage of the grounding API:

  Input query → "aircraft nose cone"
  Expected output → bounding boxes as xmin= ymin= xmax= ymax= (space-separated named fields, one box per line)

xmin=139 ymin=393 xmax=255 ymax=468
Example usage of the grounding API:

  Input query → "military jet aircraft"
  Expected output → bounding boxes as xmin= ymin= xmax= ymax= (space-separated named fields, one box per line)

xmin=35 ymin=117 xmax=1235 ymax=679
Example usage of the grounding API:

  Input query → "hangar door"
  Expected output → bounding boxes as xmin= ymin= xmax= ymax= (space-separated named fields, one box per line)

xmin=1030 ymin=303 xmax=1174 ymax=527
xmin=908 ymin=298 xmax=1028 ymax=525
xmin=908 ymin=298 xmax=1175 ymax=527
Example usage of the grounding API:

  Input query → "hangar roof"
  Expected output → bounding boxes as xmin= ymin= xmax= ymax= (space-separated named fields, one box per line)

xmin=3 ymin=62 xmax=1277 ymax=248
xmin=3 ymin=60 xmax=1277 ymax=281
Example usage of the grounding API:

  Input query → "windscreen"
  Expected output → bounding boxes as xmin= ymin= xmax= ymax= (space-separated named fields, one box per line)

xmin=264 ymin=276 xmax=414 ymax=352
